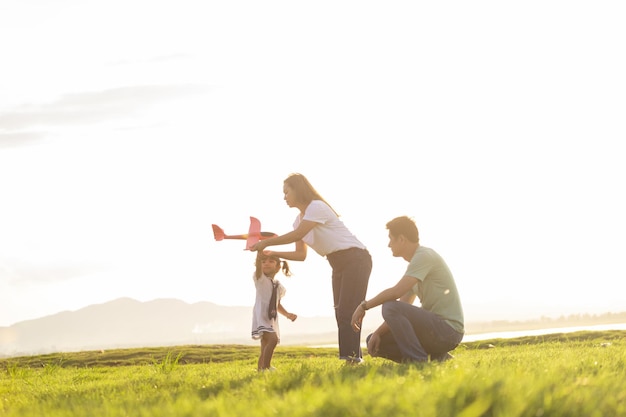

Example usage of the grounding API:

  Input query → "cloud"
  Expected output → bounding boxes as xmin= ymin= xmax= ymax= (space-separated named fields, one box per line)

xmin=0 ymin=84 xmax=211 ymax=133
xmin=0 ymin=259 xmax=105 ymax=286
xmin=0 ymin=131 xmax=47 ymax=148
xmin=106 ymin=54 xmax=192 ymax=67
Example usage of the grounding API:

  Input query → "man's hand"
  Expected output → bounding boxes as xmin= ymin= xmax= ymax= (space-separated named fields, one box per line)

xmin=366 ymin=333 xmax=381 ymax=357
xmin=351 ymin=305 xmax=365 ymax=332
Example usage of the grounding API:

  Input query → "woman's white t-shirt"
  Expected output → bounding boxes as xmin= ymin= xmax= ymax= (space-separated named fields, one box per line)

xmin=293 ymin=200 xmax=365 ymax=256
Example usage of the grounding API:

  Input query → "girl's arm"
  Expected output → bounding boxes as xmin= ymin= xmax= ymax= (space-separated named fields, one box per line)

xmin=278 ymin=303 xmax=297 ymax=322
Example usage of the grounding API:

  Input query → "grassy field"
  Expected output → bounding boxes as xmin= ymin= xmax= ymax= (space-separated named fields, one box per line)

xmin=1 ymin=330 xmax=625 ymax=417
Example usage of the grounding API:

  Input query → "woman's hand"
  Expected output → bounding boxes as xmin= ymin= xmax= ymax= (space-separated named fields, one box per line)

xmin=249 ymin=241 xmax=267 ymax=252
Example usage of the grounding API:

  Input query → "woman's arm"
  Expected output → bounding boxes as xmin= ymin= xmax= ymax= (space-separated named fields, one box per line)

xmin=266 ymin=240 xmax=307 ymax=261
xmin=250 ymin=220 xmax=317 ymax=253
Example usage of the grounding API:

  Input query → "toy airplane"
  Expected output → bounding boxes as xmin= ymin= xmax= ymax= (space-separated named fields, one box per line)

xmin=212 ymin=216 xmax=277 ymax=250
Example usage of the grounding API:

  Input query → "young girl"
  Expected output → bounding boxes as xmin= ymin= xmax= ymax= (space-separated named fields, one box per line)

xmin=252 ymin=252 xmax=297 ymax=371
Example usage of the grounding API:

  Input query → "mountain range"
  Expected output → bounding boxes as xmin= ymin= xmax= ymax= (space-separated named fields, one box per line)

xmin=3 ymin=298 xmax=624 ymax=359
xmin=0 ymin=297 xmax=339 ymax=358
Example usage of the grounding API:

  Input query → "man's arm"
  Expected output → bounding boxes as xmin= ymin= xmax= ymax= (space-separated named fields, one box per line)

xmin=361 ymin=275 xmax=417 ymax=311
xmin=363 ymin=289 xmax=416 ymax=355
xmin=351 ymin=275 xmax=418 ymax=332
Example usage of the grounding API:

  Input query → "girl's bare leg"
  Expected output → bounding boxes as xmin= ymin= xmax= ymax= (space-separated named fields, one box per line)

xmin=259 ymin=332 xmax=278 ymax=370
xmin=258 ymin=337 xmax=266 ymax=370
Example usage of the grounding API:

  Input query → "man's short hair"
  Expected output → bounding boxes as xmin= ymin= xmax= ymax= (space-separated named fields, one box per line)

xmin=386 ymin=216 xmax=419 ymax=243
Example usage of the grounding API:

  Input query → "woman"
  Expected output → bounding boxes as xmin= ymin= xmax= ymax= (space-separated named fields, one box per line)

xmin=250 ymin=173 xmax=372 ymax=363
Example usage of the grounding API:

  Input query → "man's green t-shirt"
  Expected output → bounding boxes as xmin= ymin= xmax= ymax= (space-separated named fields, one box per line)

xmin=405 ymin=246 xmax=464 ymax=333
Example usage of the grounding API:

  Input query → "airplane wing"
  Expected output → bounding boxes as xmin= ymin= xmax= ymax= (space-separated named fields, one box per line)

xmin=245 ymin=216 xmax=262 ymax=250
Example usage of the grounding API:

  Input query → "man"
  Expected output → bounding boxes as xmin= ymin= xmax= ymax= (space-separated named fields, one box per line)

xmin=351 ymin=216 xmax=464 ymax=362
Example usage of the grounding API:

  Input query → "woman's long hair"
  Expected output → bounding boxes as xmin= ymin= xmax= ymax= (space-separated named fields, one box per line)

xmin=283 ymin=173 xmax=338 ymax=216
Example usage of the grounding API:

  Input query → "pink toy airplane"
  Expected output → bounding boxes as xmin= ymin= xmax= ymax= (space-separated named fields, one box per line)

xmin=212 ymin=216 xmax=278 ymax=250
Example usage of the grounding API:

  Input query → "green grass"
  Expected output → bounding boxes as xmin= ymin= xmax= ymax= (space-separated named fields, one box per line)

xmin=1 ymin=331 xmax=625 ymax=417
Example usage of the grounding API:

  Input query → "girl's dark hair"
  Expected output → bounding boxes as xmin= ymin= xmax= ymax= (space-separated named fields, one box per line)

xmin=283 ymin=173 xmax=338 ymax=216
xmin=255 ymin=253 xmax=292 ymax=279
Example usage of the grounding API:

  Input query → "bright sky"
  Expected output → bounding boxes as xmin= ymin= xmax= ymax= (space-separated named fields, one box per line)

xmin=1 ymin=1 xmax=625 ymax=328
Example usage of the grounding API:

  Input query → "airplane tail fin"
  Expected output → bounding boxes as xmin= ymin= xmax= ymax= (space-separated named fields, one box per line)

xmin=212 ymin=224 xmax=225 ymax=241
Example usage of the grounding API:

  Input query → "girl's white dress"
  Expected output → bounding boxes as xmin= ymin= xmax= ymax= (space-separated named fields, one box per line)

xmin=251 ymin=272 xmax=286 ymax=341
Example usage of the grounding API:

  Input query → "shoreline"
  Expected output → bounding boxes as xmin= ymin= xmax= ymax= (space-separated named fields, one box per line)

xmin=309 ymin=322 xmax=626 ymax=348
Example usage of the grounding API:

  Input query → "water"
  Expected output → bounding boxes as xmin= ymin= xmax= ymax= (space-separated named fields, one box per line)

xmin=463 ymin=322 xmax=626 ymax=342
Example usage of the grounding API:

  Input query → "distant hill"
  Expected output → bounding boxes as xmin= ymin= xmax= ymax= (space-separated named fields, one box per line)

xmin=0 ymin=298 xmax=338 ymax=358
xmin=2 ymin=298 xmax=624 ymax=359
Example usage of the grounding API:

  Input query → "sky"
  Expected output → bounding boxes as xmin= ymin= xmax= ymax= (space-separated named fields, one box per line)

xmin=1 ymin=0 xmax=625 ymax=329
